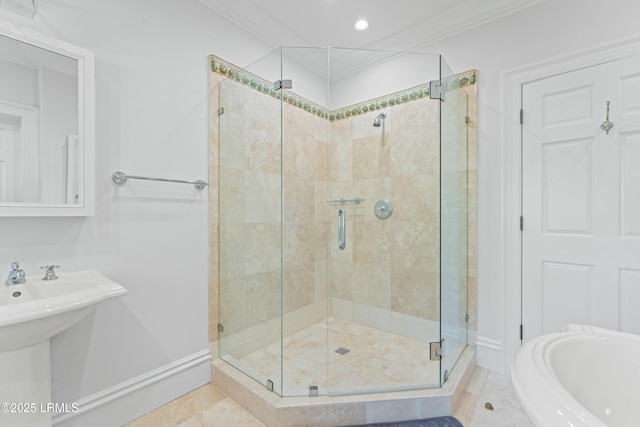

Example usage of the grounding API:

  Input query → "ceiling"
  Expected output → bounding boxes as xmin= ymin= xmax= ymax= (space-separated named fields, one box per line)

xmin=199 ymin=0 xmax=542 ymax=52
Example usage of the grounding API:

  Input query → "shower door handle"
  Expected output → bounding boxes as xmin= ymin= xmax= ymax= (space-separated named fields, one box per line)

xmin=338 ymin=208 xmax=346 ymax=250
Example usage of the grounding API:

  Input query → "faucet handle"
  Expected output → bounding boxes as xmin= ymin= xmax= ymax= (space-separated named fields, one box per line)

xmin=5 ymin=261 xmax=26 ymax=285
xmin=40 ymin=265 xmax=60 ymax=281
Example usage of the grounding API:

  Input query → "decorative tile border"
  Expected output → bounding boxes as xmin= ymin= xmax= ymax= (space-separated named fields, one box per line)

xmin=211 ymin=55 xmax=476 ymax=122
xmin=332 ymin=69 xmax=476 ymax=121
xmin=210 ymin=55 xmax=331 ymax=120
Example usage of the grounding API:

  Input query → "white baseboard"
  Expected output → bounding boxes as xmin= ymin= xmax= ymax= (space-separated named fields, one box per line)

xmin=53 ymin=350 xmax=211 ymax=427
xmin=475 ymin=336 xmax=504 ymax=373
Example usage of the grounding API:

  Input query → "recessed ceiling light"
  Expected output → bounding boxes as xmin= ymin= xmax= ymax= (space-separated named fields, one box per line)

xmin=354 ymin=19 xmax=368 ymax=31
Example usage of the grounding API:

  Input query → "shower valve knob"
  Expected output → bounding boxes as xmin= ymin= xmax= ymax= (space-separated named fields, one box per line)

xmin=374 ymin=199 xmax=393 ymax=220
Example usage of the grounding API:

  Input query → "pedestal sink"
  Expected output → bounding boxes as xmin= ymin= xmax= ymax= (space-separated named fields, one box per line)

xmin=0 ymin=270 xmax=127 ymax=427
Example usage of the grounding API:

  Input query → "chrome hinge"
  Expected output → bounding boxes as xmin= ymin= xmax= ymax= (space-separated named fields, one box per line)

xmin=464 ymin=115 xmax=469 ymax=124
xmin=218 ymin=107 xmax=224 ymax=116
xmin=520 ymin=216 xmax=524 ymax=231
xmin=217 ymin=323 xmax=224 ymax=333
xmin=274 ymin=79 xmax=292 ymax=90
xmin=520 ymin=109 xmax=524 ymax=125
xmin=430 ymin=339 xmax=444 ymax=361
xmin=430 ymin=80 xmax=445 ymax=102
xmin=464 ymin=313 xmax=469 ymax=323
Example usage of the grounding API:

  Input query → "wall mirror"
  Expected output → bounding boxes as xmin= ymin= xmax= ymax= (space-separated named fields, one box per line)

xmin=0 ymin=20 xmax=94 ymax=216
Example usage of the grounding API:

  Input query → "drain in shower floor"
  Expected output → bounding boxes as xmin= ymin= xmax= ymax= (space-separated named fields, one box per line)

xmin=335 ymin=347 xmax=350 ymax=355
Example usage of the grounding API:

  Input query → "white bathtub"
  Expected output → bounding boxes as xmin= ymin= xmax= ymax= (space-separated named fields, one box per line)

xmin=511 ymin=324 xmax=640 ymax=427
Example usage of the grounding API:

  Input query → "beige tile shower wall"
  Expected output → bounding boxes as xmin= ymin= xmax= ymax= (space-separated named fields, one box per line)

xmin=465 ymin=83 xmax=478 ymax=336
xmin=214 ymin=74 xmax=284 ymax=349
xmin=282 ymin=102 xmax=330 ymax=318
xmin=440 ymin=84 xmax=472 ymax=350
xmin=210 ymin=71 xmax=331 ymax=351
xmin=329 ymin=97 xmax=442 ymax=322
xmin=209 ymin=71 xmax=221 ymax=344
xmin=209 ymin=61 xmax=478 ymax=344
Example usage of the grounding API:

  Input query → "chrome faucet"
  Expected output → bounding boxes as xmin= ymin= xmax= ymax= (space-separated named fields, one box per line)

xmin=40 ymin=265 xmax=60 ymax=281
xmin=5 ymin=262 xmax=26 ymax=285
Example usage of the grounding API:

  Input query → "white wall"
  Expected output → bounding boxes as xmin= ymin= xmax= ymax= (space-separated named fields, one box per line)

xmin=329 ymin=50 xmax=441 ymax=110
xmin=0 ymin=1 xmax=272 ymax=425
xmin=422 ymin=0 xmax=640 ymax=373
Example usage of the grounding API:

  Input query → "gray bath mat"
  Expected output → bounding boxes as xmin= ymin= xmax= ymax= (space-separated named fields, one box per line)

xmin=344 ymin=416 xmax=464 ymax=427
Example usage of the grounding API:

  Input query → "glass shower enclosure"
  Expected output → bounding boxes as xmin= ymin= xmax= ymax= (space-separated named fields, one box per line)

xmin=216 ymin=47 xmax=469 ymax=397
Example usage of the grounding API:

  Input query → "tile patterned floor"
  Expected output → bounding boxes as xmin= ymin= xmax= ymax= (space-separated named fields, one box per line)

xmin=123 ymin=382 xmax=264 ymax=427
xmin=455 ymin=368 xmax=534 ymax=427
xmin=124 ymin=367 xmax=534 ymax=427
xmin=237 ymin=317 xmax=440 ymax=395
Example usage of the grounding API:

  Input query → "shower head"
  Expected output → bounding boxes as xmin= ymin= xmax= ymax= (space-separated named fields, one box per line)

xmin=373 ymin=112 xmax=387 ymax=127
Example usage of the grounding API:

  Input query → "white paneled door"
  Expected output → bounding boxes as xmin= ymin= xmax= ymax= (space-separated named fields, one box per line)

xmin=522 ymin=54 xmax=640 ymax=342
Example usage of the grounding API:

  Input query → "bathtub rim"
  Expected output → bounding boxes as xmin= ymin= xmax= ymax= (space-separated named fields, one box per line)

xmin=509 ymin=324 xmax=637 ymax=427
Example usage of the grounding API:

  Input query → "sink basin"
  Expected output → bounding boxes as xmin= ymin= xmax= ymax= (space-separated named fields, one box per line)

xmin=0 ymin=270 xmax=127 ymax=351
xmin=0 ymin=270 xmax=126 ymax=427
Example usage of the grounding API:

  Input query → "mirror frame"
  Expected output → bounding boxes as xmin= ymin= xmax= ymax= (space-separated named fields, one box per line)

xmin=0 ymin=19 xmax=94 ymax=216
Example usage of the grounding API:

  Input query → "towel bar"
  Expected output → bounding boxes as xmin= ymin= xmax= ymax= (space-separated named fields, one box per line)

xmin=111 ymin=171 xmax=207 ymax=190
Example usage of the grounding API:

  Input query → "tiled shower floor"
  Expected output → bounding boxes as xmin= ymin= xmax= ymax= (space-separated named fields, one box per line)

xmin=234 ymin=316 xmax=441 ymax=395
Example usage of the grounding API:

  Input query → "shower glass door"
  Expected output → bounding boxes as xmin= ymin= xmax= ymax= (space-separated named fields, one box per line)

xmin=217 ymin=48 xmax=285 ymax=393
xmin=438 ymin=56 xmax=469 ymax=386
xmin=325 ymin=48 xmax=444 ymax=394
xmin=279 ymin=47 xmax=332 ymax=397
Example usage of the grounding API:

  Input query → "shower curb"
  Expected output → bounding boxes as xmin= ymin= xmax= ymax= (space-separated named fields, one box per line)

xmin=211 ymin=346 xmax=476 ymax=427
